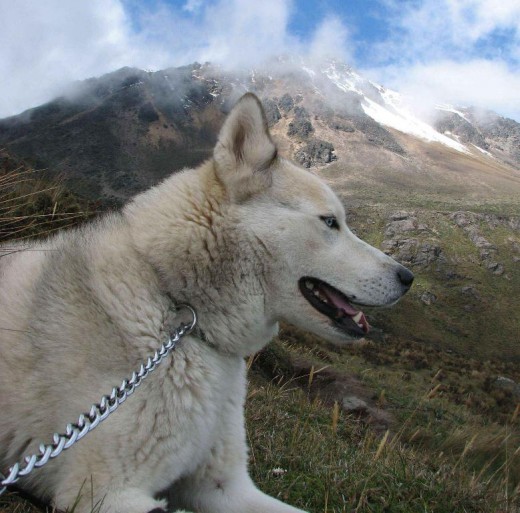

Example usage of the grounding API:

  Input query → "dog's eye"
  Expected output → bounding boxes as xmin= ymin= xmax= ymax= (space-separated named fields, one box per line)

xmin=320 ymin=216 xmax=339 ymax=230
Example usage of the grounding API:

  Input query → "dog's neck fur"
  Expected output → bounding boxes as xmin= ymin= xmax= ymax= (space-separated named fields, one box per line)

xmin=124 ymin=160 xmax=278 ymax=357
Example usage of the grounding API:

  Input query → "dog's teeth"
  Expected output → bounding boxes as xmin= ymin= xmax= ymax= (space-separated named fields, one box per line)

xmin=352 ymin=312 xmax=363 ymax=323
xmin=311 ymin=288 xmax=330 ymax=305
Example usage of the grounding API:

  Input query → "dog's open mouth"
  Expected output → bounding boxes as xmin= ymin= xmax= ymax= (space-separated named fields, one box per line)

xmin=298 ymin=277 xmax=369 ymax=338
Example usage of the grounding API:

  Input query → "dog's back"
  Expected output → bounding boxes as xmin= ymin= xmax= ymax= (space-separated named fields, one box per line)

xmin=0 ymin=214 xmax=165 ymax=493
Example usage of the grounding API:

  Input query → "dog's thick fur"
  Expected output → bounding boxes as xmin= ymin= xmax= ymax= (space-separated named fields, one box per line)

xmin=0 ymin=94 xmax=412 ymax=513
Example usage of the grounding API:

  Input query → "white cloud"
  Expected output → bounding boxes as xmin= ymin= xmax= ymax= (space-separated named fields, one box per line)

xmin=0 ymin=0 xmax=133 ymax=117
xmin=363 ymin=0 xmax=520 ymax=120
xmin=0 ymin=0 xmax=354 ymax=118
xmin=375 ymin=0 xmax=520 ymax=61
xmin=370 ymin=59 xmax=520 ymax=122
xmin=196 ymin=0 xmax=299 ymax=67
xmin=308 ymin=16 xmax=355 ymax=64
xmin=446 ymin=0 xmax=520 ymax=43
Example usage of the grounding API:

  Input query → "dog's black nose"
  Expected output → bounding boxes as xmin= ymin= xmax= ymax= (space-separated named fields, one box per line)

xmin=397 ymin=266 xmax=414 ymax=288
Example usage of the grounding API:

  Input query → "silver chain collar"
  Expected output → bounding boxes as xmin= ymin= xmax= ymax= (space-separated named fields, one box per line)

xmin=0 ymin=304 xmax=197 ymax=496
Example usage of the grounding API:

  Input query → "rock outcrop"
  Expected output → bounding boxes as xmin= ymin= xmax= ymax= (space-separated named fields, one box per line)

xmin=450 ymin=211 xmax=513 ymax=276
xmin=295 ymin=139 xmax=337 ymax=167
xmin=287 ymin=106 xmax=314 ymax=139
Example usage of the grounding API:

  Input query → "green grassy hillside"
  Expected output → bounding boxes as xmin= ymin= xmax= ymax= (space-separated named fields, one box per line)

xmin=346 ymin=205 xmax=520 ymax=362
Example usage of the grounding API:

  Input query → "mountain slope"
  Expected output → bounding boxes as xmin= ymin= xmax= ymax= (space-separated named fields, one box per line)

xmin=0 ymin=59 xmax=519 ymax=208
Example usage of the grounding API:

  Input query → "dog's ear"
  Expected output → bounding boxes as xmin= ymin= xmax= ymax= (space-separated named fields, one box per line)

xmin=214 ymin=93 xmax=277 ymax=202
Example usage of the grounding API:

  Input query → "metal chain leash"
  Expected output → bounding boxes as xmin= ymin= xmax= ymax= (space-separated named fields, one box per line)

xmin=0 ymin=304 xmax=197 ymax=496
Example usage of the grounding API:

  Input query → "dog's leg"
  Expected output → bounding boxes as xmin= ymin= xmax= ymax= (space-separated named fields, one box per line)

xmin=181 ymin=472 xmax=308 ymax=513
xmin=171 ymin=393 xmax=308 ymax=513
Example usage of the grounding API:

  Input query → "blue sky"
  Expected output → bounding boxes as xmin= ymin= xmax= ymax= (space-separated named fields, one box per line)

xmin=0 ymin=0 xmax=519 ymax=120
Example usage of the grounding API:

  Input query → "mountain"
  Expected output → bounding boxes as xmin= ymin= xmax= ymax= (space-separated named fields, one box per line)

xmin=0 ymin=58 xmax=519 ymax=208
xmin=434 ymin=105 xmax=520 ymax=169
xmin=1 ymin=58 xmax=519 ymax=362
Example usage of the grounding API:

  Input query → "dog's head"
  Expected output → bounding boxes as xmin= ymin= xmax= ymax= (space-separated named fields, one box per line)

xmin=213 ymin=93 xmax=413 ymax=345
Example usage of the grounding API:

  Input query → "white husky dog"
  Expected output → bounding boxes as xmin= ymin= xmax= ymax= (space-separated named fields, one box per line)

xmin=0 ymin=93 xmax=413 ymax=513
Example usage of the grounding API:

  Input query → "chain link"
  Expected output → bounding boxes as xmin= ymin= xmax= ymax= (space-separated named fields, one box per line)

xmin=0 ymin=304 xmax=197 ymax=496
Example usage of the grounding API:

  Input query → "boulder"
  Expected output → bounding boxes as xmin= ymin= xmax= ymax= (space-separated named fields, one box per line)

xmin=485 ymin=261 xmax=504 ymax=275
xmin=342 ymin=396 xmax=368 ymax=412
xmin=262 ymin=98 xmax=281 ymax=127
xmin=494 ymin=377 xmax=520 ymax=399
xmin=461 ymin=286 xmax=481 ymax=300
xmin=295 ymin=139 xmax=337 ymax=168
xmin=451 ymin=211 xmax=474 ymax=228
xmin=278 ymin=93 xmax=294 ymax=112
xmin=468 ymin=231 xmax=496 ymax=249
xmin=389 ymin=211 xmax=413 ymax=221
xmin=384 ymin=218 xmax=417 ymax=237
xmin=420 ymin=291 xmax=437 ymax=305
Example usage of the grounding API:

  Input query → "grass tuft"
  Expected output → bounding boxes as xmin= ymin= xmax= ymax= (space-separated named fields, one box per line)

xmin=0 ymin=149 xmax=96 ymax=251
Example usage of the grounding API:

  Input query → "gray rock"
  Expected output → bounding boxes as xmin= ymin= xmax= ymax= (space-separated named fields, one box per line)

xmin=262 ymin=98 xmax=281 ymax=127
xmin=384 ymin=218 xmax=417 ymax=237
xmin=461 ymin=286 xmax=481 ymax=300
xmin=468 ymin=231 xmax=496 ymax=249
xmin=278 ymin=93 xmax=294 ymax=112
xmin=508 ymin=218 xmax=520 ymax=232
xmin=450 ymin=212 xmax=506 ymax=274
xmin=420 ymin=291 xmax=437 ymax=305
xmin=381 ymin=238 xmax=444 ymax=268
xmin=342 ymin=396 xmax=368 ymax=412
xmin=486 ymin=261 xmax=504 ymax=275
xmin=381 ymin=238 xmax=417 ymax=263
xmin=381 ymin=239 xmax=400 ymax=253
xmin=414 ymin=242 xmax=444 ymax=266
xmin=295 ymin=139 xmax=337 ymax=167
xmin=494 ymin=377 xmax=520 ymax=398
xmin=389 ymin=211 xmax=413 ymax=221
xmin=451 ymin=211 xmax=474 ymax=228
xmin=287 ymin=107 xmax=314 ymax=139
xmin=509 ymin=240 xmax=520 ymax=253
xmin=381 ymin=238 xmax=436 ymax=266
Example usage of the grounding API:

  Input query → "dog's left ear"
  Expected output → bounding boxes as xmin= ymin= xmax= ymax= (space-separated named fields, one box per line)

xmin=214 ymin=93 xmax=277 ymax=201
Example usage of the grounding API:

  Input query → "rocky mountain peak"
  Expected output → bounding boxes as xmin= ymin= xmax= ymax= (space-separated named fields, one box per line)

xmin=0 ymin=57 xmax=519 ymax=206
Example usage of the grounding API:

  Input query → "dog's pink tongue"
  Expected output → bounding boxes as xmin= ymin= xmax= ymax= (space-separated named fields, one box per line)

xmin=321 ymin=287 xmax=370 ymax=334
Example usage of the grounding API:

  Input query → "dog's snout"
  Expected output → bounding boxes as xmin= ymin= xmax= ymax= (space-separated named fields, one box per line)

xmin=397 ymin=266 xmax=414 ymax=288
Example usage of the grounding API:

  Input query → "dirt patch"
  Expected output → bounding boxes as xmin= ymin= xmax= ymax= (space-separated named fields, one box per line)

xmin=252 ymin=343 xmax=393 ymax=434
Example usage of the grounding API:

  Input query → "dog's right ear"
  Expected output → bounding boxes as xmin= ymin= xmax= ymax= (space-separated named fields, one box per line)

xmin=214 ymin=93 xmax=277 ymax=202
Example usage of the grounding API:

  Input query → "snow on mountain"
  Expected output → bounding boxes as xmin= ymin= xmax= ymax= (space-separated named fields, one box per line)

xmin=321 ymin=61 xmax=469 ymax=154
xmin=322 ymin=62 xmax=366 ymax=96
xmin=436 ymin=104 xmax=470 ymax=122
xmin=363 ymin=90 xmax=470 ymax=154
